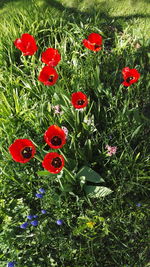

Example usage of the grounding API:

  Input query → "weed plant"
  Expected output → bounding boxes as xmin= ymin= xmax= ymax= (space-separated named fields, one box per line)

xmin=0 ymin=1 xmax=150 ymax=267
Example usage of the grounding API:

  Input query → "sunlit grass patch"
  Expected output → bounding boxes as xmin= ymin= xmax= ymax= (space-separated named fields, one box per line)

xmin=0 ymin=1 xmax=150 ymax=267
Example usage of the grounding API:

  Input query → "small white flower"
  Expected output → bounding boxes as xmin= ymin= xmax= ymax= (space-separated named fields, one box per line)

xmin=52 ymin=105 xmax=64 ymax=115
xmin=61 ymin=126 xmax=68 ymax=138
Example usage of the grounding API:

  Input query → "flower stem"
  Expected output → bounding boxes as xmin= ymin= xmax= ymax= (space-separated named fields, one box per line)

xmin=63 ymin=167 xmax=75 ymax=181
xmin=34 ymin=155 xmax=42 ymax=162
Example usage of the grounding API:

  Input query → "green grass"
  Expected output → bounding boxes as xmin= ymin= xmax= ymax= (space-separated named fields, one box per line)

xmin=0 ymin=1 xmax=150 ymax=267
xmin=0 ymin=0 xmax=150 ymax=39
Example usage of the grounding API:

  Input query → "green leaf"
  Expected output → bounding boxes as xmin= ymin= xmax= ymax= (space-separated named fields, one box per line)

xmin=142 ymin=103 xmax=150 ymax=120
xmin=131 ymin=125 xmax=143 ymax=140
xmin=0 ymin=92 xmax=12 ymax=114
xmin=37 ymin=170 xmax=54 ymax=177
xmin=137 ymin=176 xmax=150 ymax=180
xmin=133 ymin=108 xmax=142 ymax=123
xmin=13 ymin=89 xmax=20 ymax=114
xmin=75 ymin=166 xmax=104 ymax=183
xmin=61 ymin=183 xmax=73 ymax=192
xmin=84 ymin=185 xmax=112 ymax=198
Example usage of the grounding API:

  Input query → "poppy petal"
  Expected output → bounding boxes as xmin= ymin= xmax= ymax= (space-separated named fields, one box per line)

xmin=41 ymin=48 xmax=61 ymax=67
xmin=88 ymin=33 xmax=103 ymax=45
xmin=71 ymin=92 xmax=88 ymax=109
xmin=122 ymin=81 xmax=130 ymax=87
xmin=14 ymin=33 xmax=38 ymax=56
xmin=42 ymin=152 xmax=65 ymax=173
xmin=14 ymin=38 xmax=26 ymax=53
xmin=38 ymin=66 xmax=58 ymax=86
xmin=44 ymin=125 xmax=66 ymax=149
xmin=122 ymin=67 xmax=140 ymax=86
xmin=9 ymin=139 xmax=36 ymax=163
xmin=82 ymin=33 xmax=102 ymax=51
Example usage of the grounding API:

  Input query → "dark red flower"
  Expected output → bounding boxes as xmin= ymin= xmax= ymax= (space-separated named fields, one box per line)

xmin=38 ymin=66 xmax=58 ymax=86
xmin=82 ymin=33 xmax=102 ymax=51
xmin=41 ymin=48 xmax=61 ymax=67
xmin=44 ymin=125 xmax=66 ymax=149
xmin=42 ymin=152 xmax=65 ymax=173
xmin=14 ymin=33 xmax=38 ymax=56
xmin=122 ymin=67 xmax=140 ymax=86
xmin=71 ymin=92 xmax=88 ymax=109
xmin=9 ymin=139 xmax=36 ymax=163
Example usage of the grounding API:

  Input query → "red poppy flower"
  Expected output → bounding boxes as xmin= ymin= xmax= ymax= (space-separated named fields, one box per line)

xmin=14 ymin=33 xmax=38 ymax=56
xmin=82 ymin=33 xmax=102 ymax=51
xmin=122 ymin=67 xmax=140 ymax=86
xmin=42 ymin=152 xmax=65 ymax=173
xmin=9 ymin=139 xmax=36 ymax=163
xmin=44 ymin=125 xmax=66 ymax=149
xmin=71 ymin=92 xmax=88 ymax=109
xmin=41 ymin=48 xmax=61 ymax=67
xmin=38 ymin=66 xmax=58 ymax=86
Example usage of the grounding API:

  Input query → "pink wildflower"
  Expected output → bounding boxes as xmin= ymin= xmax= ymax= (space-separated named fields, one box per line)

xmin=105 ymin=145 xmax=117 ymax=156
xmin=52 ymin=105 xmax=64 ymax=115
xmin=61 ymin=126 xmax=68 ymax=138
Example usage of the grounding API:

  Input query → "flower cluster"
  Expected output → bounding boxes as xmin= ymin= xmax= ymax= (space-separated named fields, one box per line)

xmin=20 ymin=188 xmax=46 ymax=229
xmin=9 ymin=32 xmax=141 ymax=174
xmin=20 ymin=214 xmax=39 ymax=229
xmin=7 ymin=29 xmax=142 ymax=267
xmin=105 ymin=145 xmax=117 ymax=156
xmin=9 ymin=125 xmax=66 ymax=173
xmin=7 ymin=262 xmax=15 ymax=267
xmin=9 ymin=209 xmax=63 ymax=266
xmin=35 ymin=188 xmax=46 ymax=198
xmin=14 ymin=32 xmax=140 ymax=88
xmin=14 ymin=34 xmax=60 ymax=86
xmin=20 ymin=186 xmax=63 ymax=230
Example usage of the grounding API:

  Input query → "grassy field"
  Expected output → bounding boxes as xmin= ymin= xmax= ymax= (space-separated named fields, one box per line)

xmin=1 ymin=0 xmax=149 ymax=38
xmin=0 ymin=0 xmax=150 ymax=266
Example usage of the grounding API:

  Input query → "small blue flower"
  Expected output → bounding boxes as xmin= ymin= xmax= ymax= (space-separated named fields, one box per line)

xmin=136 ymin=203 xmax=142 ymax=207
xmin=39 ymin=188 xmax=45 ymax=194
xmin=7 ymin=262 xmax=15 ymax=267
xmin=56 ymin=219 xmax=63 ymax=225
xmin=35 ymin=193 xmax=43 ymax=198
xmin=27 ymin=215 xmax=33 ymax=220
xmin=31 ymin=220 xmax=38 ymax=226
xmin=33 ymin=215 xmax=38 ymax=218
xmin=20 ymin=222 xmax=28 ymax=229
xmin=41 ymin=209 xmax=47 ymax=214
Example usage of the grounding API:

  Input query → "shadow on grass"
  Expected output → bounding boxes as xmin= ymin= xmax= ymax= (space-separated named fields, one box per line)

xmin=0 ymin=0 xmax=20 ymax=9
xmin=43 ymin=0 xmax=150 ymax=20
xmin=42 ymin=0 xmax=123 ymax=44
xmin=1 ymin=0 xmax=150 ymax=25
xmin=41 ymin=0 xmax=150 ymax=57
